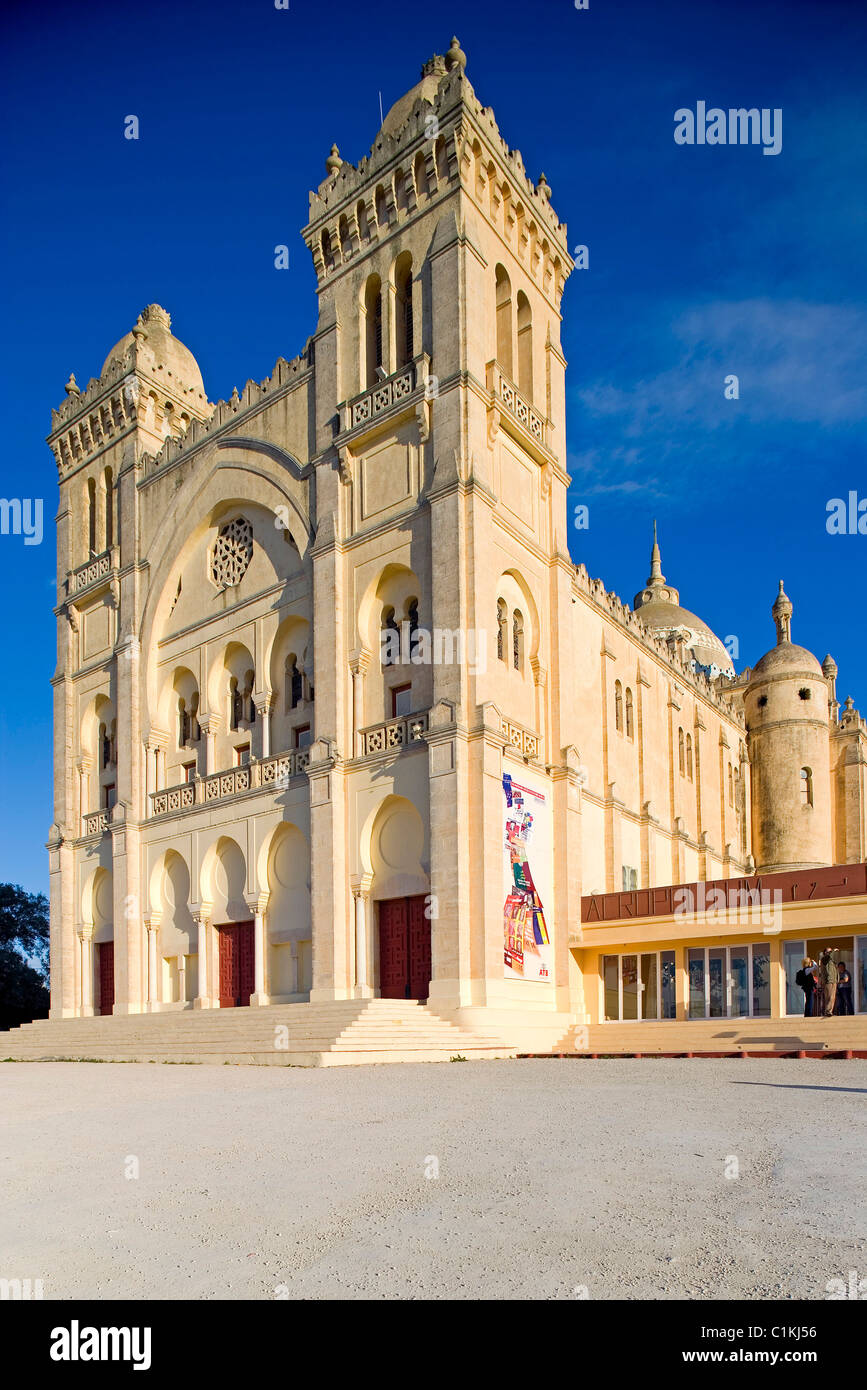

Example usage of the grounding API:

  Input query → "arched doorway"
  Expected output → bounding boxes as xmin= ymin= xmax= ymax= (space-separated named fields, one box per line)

xmin=365 ymin=796 xmax=430 ymax=1000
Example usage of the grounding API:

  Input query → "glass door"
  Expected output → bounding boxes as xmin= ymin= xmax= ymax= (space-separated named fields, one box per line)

xmin=730 ymin=948 xmax=750 ymax=1017
xmin=708 ymin=948 xmax=727 ymax=1017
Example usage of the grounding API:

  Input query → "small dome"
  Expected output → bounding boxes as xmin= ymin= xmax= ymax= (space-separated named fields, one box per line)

xmin=99 ymin=304 xmax=205 ymax=398
xmin=749 ymin=582 xmax=823 ymax=682
xmin=751 ymin=642 xmax=823 ymax=680
xmin=380 ymin=68 xmax=444 ymax=138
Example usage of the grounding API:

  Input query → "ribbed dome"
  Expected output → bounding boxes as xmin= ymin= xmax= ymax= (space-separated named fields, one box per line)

xmin=99 ymin=304 xmax=205 ymax=400
xmin=636 ymin=598 xmax=735 ymax=675
xmin=380 ymin=54 xmax=446 ymax=138
xmin=632 ymin=522 xmax=734 ymax=676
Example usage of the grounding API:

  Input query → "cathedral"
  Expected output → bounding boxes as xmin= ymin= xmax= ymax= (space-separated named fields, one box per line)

xmin=23 ymin=38 xmax=867 ymax=1060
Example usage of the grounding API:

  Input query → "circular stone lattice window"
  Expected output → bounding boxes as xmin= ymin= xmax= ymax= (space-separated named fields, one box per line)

xmin=211 ymin=517 xmax=253 ymax=589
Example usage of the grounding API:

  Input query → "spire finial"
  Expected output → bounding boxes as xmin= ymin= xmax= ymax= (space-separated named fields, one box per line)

xmin=325 ymin=144 xmax=341 ymax=177
xmin=648 ymin=518 xmax=665 ymax=585
xmin=445 ymin=36 xmax=467 ymax=72
xmin=772 ymin=579 xmax=793 ymax=645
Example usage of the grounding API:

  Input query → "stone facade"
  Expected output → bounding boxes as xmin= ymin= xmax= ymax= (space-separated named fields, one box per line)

xmin=45 ymin=39 xmax=866 ymax=1037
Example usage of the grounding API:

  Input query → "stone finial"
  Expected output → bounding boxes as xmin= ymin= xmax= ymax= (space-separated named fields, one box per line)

xmin=772 ymin=580 xmax=793 ymax=645
xmin=537 ymin=172 xmax=552 ymax=202
xmin=445 ymin=36 xmax=467 ymax=72
xmin=64 ymin=373 xmax=80 ymax=397
xmin=326 ymin=144 xmax=341 ymax=177
xmin=132 ymin=314 xmax=147 ymax=341
xmin=822 ymin=654 xmax=838 ymax=679
xmin=141 ymin=304 xmax=171 ymax=329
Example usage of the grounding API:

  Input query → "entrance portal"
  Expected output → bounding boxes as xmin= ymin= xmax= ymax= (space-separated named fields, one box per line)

xmin=378 ymin=895 xmax=430 ymax=1000
xmin=217 ymin=922 xmax=254 ymax=1008
xmin=97 ymin=940 xmax=114 ymax=1016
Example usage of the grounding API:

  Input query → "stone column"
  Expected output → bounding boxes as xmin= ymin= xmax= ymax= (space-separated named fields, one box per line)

xmin=177 ymin=953 xmax=187 ymax=1006
xmin=253 ymin=694 xmax=275 ymax=761
xmin=352 ymin=875 xmax=374 ymax=998
xmin=192 ymin=906 xmax=213 ymax=1009
xmin=78 ymin=926 xmax=94 ymax=1017
xmin=349 ymin=650 xmax=371 ymax=757
xmin=76 ymin=756 xmax=93 ymax=828
xmin=199 ymin=718 xmax=220 ymax=777
xmin=145 ymin=913 xmax=161 ymax=1011
xmin=247 ymin=893 xmax=270 ymax=1007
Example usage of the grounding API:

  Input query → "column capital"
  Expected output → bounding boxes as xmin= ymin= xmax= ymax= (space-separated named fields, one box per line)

xmin=245 ymin=892 xmax=270 ymax=916
xmin=144 ymin=727 xmax=170 ymax=751
xmin=349 ymin=647 xmax=373 ymax=676
xmin=144 ymin=911 xmax=162 ymax=933
xmin=198 ymin=716 xmax=221 ymax=736
xmin=77 ymin=923 xmax=93 ymax=941
xmin=190 ymin=901 xmax=213 ymax=926
xmin=253 ymin=690 xmax=275 ymax=714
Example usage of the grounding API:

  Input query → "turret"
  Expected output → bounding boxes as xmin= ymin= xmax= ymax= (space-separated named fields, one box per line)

xmin=745 ymin=583 xmax=833 ymax=872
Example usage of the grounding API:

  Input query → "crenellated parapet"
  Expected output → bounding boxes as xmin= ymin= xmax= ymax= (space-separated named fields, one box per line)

xmin=302 ymin=40 xmax=571 ymax=307
xmin=139 ymin=346 xmax=313 ymax=480
xmin=572 ymin=562 xmax=746 ymax=723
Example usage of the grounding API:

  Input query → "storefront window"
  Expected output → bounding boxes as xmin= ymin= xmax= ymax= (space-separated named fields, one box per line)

xmin=752 ymin=943 xmax=771 ymax=1017
xmin=603 ymin=955 xmax=619 ymax=1021
xmin=688 ymin=948 xmax=705 ymax=1019
xmin=858 ymin=939 xmax=867 ymax=1014
xmin=641 ymin=953 xmax=658 ymax=1020
xmin=783 ymin=940 xmax=806 ymax=1015
xmin=660 ymin=951 xmax=676 ymax=1019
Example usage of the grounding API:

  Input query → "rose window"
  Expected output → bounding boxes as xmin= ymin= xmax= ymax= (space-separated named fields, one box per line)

xmin=211 ymin=517 xmax=253 ymax=588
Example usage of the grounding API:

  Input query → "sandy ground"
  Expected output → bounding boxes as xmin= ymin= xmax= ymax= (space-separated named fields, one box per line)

xmin=1 ymin=1058 xmax=865 ymax=1301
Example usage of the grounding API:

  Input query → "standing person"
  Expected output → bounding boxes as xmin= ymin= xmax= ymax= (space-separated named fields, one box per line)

xmin=818 ymin=948 xmax=839 ymax=1018
xmin=836 ymin=962 xmax=854 ymax=1015
xmin=795 ymin=957 xmax=817 ymax=1018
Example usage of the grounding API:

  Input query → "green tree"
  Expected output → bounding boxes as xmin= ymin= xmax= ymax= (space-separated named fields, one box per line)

xmin=0 ymin=884 xmax=50 ymax=1031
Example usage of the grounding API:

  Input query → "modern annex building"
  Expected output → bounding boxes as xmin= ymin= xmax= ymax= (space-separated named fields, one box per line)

xmin=9 ymin=38 xmax=867 ymax=1061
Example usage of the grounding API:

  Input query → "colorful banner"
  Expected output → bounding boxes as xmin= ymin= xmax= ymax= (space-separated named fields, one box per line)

xmin=502 ymin=770 xmax=553 ymax=982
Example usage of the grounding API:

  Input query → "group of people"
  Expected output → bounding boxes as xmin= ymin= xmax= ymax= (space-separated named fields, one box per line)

xmin=795 ymin=948 xmax=854 ymax=1018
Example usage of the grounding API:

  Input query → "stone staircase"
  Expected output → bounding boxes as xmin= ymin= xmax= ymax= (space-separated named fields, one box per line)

xmin=547 ymin=1015 xmax=867 ymax=1057
xmin=0 ymin=999 xmax=516 ymax=1067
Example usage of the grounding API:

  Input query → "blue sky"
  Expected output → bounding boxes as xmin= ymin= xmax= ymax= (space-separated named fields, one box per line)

xmin=1 ymin=0 xmax=865 ymax=895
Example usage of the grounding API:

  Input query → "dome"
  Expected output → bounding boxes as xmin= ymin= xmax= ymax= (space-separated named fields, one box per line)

xmin=99 ymin=304 xmax=206 ymax=400
xmin=632 ymin=523 xmax=735 ymax=676
xmin=379 ymin=57 xmax=446 ymax=138
xmin=751 ymin=643 xmax=823 ymax=679
xmin=749 ymin=583 xmax=823 ymax=682
xmin=635 ymin=598 xmax=735 ymax=675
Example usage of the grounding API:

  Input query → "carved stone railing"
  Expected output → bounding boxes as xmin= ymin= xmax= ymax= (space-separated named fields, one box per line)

xmin=343 ymin=361 xmax=418 ymax=432
xmin=359 ymin=710 xmax=429 ymax=758
xmin=82 ymin=809 xmax=110 ymax=837
xmin=149 ymin=750 xmax=311 ymax=816
xmin=70 ymin=549 xmax=111 ymax=594
xmin=487 ymin=361 xmax=547 ymax=448
xmin=150 ymin=782 xmax=196 ymax=817
xmin=502 ymin=718 xmax=540 ymax=761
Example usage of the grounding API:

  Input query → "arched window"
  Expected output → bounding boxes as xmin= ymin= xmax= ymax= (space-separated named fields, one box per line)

xmin=512 ymin=610 xmax=524 ymax=671
xmin=413 ymin=150 xmax=429 ymax=202
xmin=728 ymin=764 xmax=734 ymax=807
xmin=375 ymin=186 xmax=387 ymax=228
xmin=381 ymin=606 xmax=399 ymax=667
xmin=364 ymin=275 xmax=383 ymax=387
xmin=321 ymin=228 xmax=336 ymax=272
xmin=497 ymin=599 xmax=508 ymax=662
xmin=686 ymin=733 xmax=693 ymax=781
xmin=407 ymin=598 xmax=420 ymax=660
xmin=614 ymin=682 xmax=623 ymax=733
xmin=87 ymin=477 xmax=96 ymax=557
xmin=286 ymin=655 xmax=303 ymax=711
xmin=800 ymin=767 xmax=813 ymax=807
xmin=678 ymin=728 xmax=685 ymax=775
xmin=229 ymin=678 xmax=242 ymax=732
xmin=99 ymin=721 xmax=110 ymax=769
xmin=356 ymin=199 xmax=370 ymax=245
xmin=103 ymin=467 xmax=113 ymax=550
xmin=516 ymin=290 xmax=533 ymax=400
xmin=625 ymin=688 xmax=634 ymax=740
xmin=188 ymin=693 xmax=200 ymax=744
xmin=395 ymin=255 xmax=414 ymax=368
xmin=243 ymin=670 xmax=256 ymax=725
xmin=178 ymin=699 xmax=189 ymax=747
xmin=495 ymin=265 xmax=513 ymax=377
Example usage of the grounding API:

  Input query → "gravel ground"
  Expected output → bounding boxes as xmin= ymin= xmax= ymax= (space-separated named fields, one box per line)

xmin=1 ymin=1058 xmax=865 ymax=1301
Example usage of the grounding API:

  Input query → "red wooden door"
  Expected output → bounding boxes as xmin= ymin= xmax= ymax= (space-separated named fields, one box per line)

xmin=98 ymin=941 xmax=114 ymax=1016
xmin=379 ymin=899 xmax=409 ymax=998
xmin=378 ymin=896 xmax=430 ymax=1000
xmin=218 ymin=923 xmax=254 ymax=1007
xmin=408 ymin=895 xmax=431 ymax=1001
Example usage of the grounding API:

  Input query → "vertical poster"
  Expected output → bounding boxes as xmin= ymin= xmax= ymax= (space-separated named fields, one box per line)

xmin=502 ymin=770 xmax=553 ymax=981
